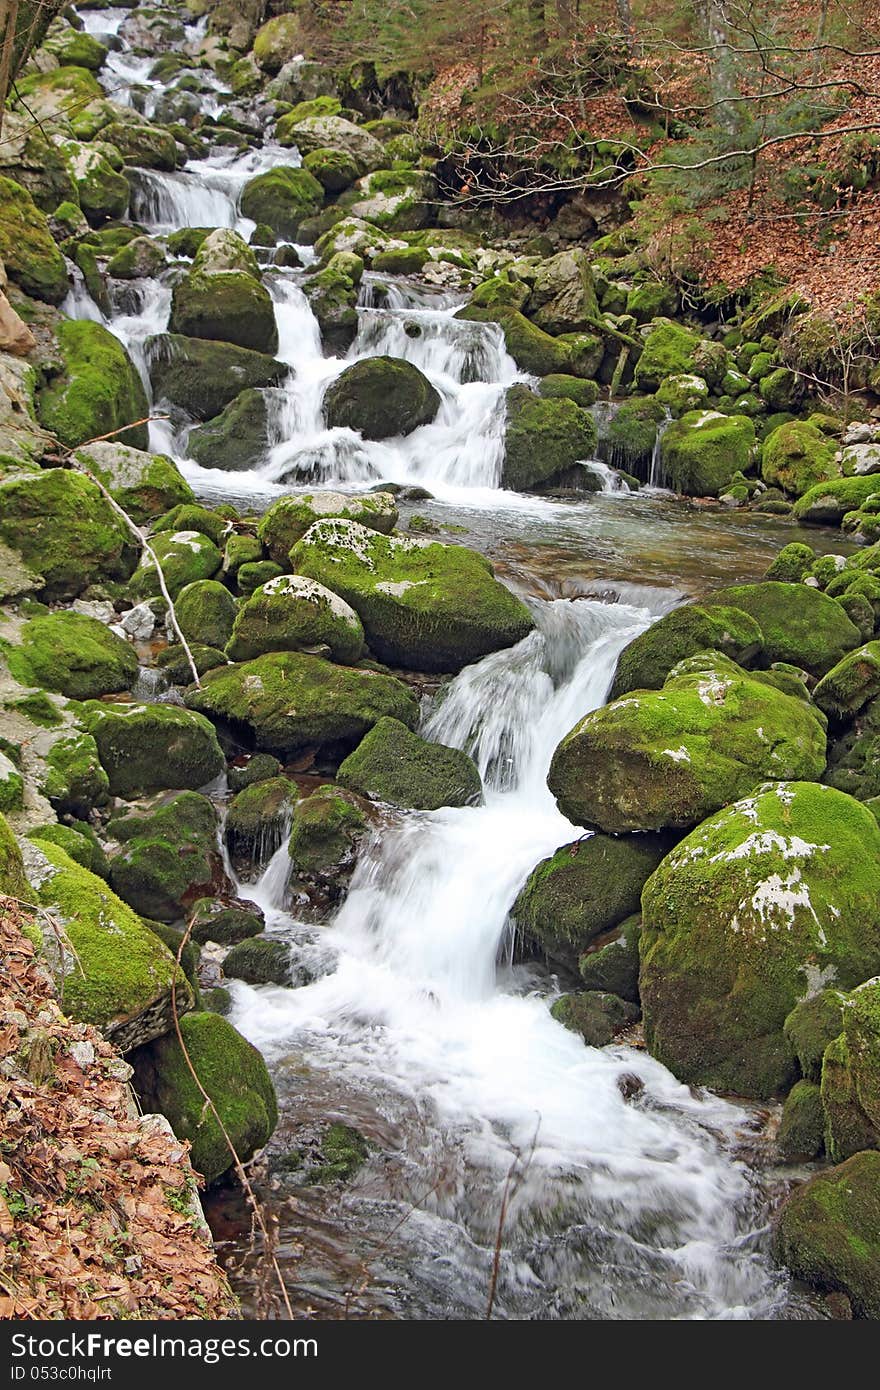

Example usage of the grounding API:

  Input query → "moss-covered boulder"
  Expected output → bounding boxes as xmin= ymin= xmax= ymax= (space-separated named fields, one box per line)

xmin=784 ymin=988 xmax=847 ymax=1082
xmin=578 ymin=914 xmax=642 ymax=1003
xmin=37 ymin=320 xmax=149 ymax=451
xmin=188 ymin=895 xmax=265 ymax=946
xmin=0 ymin=468 xmax=134 ymax=601
xmin=58 ymin=138 xmax=129 ymax=224
xmin=187 ymin=649 xmax=418 ymax=756
xmin=0 ymin=751 xmax=23 ymax=814
xmin=550 ymin=991 xmax=640 ymax=1047
xmin=288 ymin=783 xmax=367 ymax=903
xmin=226 ymin=574 xmax=364 ymax=664
xmin=22 ymin=838 xmax=190 ymax=1051
xmin=610 ymin=602 xmax=763 ymax=698
xmin=820 ymin=978 xmax=880 ymax=1161
xmin=762 ymin=420 xmax=840 ymax=497
xmin=502 ymin=385 xmax=598 ymax=491
xmin=456 ymin=305 xmax=572 ymax=377
xmin=765 ymin=542 xmax=817 ymax=583
xmin=238 ymin=560 xmax=284 ymax=595
xmin=152 ymin=503 xmax=231 ymax=548
xmin=659 ymin=410 xmax=755 ymax=497
xmin=108 ymin=792 xmax=226 ymax=922
xmin=793 ymin=476 xmax=880 ymax=527
xmin=9 ymin=610 xmax=137 ymax=700
xmin=147 ymin=334 xmax=286 ymax=421
xmin=276 ymin=114 xmax=384 ymax=173
xmin=40 ymin=732 xmax=109 ymax=817
xmin=513 ymin=833 xmax=670 ymax=973
xmin=222 ymin=937 xmax=293 ymax=986
xmin=80 ymin=702 xmax=225 ymax=799
xmin=226 ymin=776 xmax=298 ymax=860
xmin=291 ymin=519 xmax=535 ymax=673
xmin=633 ymin=320 xmax=700 ymax=392
xmin=823 ymin=694 xmax=880 ymax=801
xmin=187 ymin=387 xmax=270 ymax=472
xmin=239 ymin=166 xmax=325 ymax=240
xmin=28 ymin=821 xmax=108 ymax=880
xmin=548 ymin=653 xmax=827 ymax=834
xmin=303 ymin=250 xmax=363 ymax=353
xmin=75 ymin=441 xmax=194 ymax=523
xmin=228 ymin=753 xmax=282 ymax=793
xmin=303 ymin=146 xmax=361 ymax=192
xmin=708 ymin=581 xmax=860 ymax=676
xmin=773 ymin=1152 xmax=880 ymax=1318
xmin=131 ymin=1012 xmax=277 ymax=1185
xmin=129 ymin=529 xmax=222 ymax=600
xmin=526 ymin=249 xmax=599 ymax=335
xmin=257 ymin=490 xmax=397 ymax=564
xmin=336 ymin=716 xmax=481 ymax=810
xmin=778 ymin=1081 xmax=825 ymax=1161
xmin=654 ymin=373 xmax=709 ymax=417
xmin=95 ymin=119 xmax=177 ymax=173
xmin=323 ymin=356 xmax=440 ymax=439
xmin=175 ymin=579 xmax=237 ymax=651
xmin=170 ymin=230 xmax=278 ymax=354
xmin=537 ymin=375 xmax=600 ymax=408
xmin=813 ymin=643 xmax=880 ymax=720
xmin=337 ymin=167 xmax=435 ymax=233
xmin=106 ymin=234 xmax=166 ymax=280
xmin=640 ymin=782 xmax=880 ymax=1097
xmin=0 ymin=176 xmax=68 ymax=304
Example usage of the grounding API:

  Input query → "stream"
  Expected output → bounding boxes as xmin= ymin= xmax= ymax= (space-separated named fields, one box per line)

xmin=64 ymin=11 xmax=842 ymax=1319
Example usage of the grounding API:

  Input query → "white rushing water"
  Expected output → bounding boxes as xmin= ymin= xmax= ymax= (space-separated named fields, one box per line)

xmin=233 ymin=597 xmax=788 ymax=1319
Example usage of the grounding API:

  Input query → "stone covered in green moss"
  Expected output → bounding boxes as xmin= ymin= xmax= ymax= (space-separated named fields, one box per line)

xmin=513 ymin=833 xmax=669 ymax=973
xmin=0 ymin=176 xmax=68 ymax=304
xmin=578 ymin=914 xmax=642 ymax=1003
xmin=337 ymin=166 xmax=435 ymax=234
xmin=773 ymin=1152 xmax=880 ymax=1318
xmin=228 ymin=753 xmax=282 ymax=793
xmin=277 ymin=114 xmax=384 ymax=173
xmin=129 ymin=530 xmax=222 ymax=600
xmin=764 ymin=542 xmax=817 ymax=583
xmin=550 ymin=990 xmax=640 ymax=1047
xmin=170 ymin=231 xmax=278 ymax=354
xmin=152 ymin=504 xmax=232 ymax=548
xmin=813 ymin=643 xmax=880 ymax=720
xmin=549 ymin=653 xmax=826 ymax=834
xmin=22 ymin=838 xmax=190 ymax=1050
xmin=80 ymin=702 xmax=225 ymax=799
xmin=222 ymin=937 xmax=293 ymax=986
xmin=654 ymin=373 xmax=709 ymax=416
xmin=793 ymin=475 xmax=880 ymax=527
xmin=258 ymin=491 xmax=397 ymax=565
xmin=323 ymin=356 xmax=440 ymax=439
xmin=640 ymin=782 xmax=880 ymax=1097
xmin=0 ymin=812 xmax=28 ymax=896
xmin=303 ymin=146 xmax=361 ymax=192
xmin=659 ymin=410 xmax=755 ymax=497
xmin=610 ymin=603 xmax=763 ymax=698
xmin=226 ymin=573 xmax=364 ymax=664
xmin=28 ymin=821 xmax=108 ymax=879
xmin=336 ymin=716 xmax=481 ymax=810
xmin=157 ymin=644 xmax=228 ymax=686
xmin=0 ymin=468 xmax=133 ymax=601
xmin=40 ymin=732 xmax=109 ymax=817
xmin=9 ymin=610 xmax=137 ymax=700
xmin=287 ymin=784 xmax=367 ymax=906
xmin=187 ymin=649 xmax=418 ymax=756
xmin=291 ymin=519 xmax=535 ymax=673
xmin=106 ymin=235 xmax=166 ymax=280
xmin=186 ymin=387 xmax=270 ymax=472
xmin=537 ymin=375 xmax=600 ymax=408
xmin=626 ymin=280 xmax=677 ymax=323
xmin=761 ymin=420 xmax=840 ymax=497
xmin=239 ymin=166 xmax=325 ymax=240
xmin=175 ymin=579 xmax=237 ymax=651
xmin=784 ymin=988 xmax=847 ymax=1082
xmin=188 ymin=895 xmax=265 ymax=946
xmin=820 ymin=977 xmax=880 ymax=1161
xmin=0 ymin=753 xmax=23 ymax=814
xmin=37 ymin=320 xmax=149 ymax=451
xmin=708 ymin=581 xmax=860 ymax=676
xmin=778 ymin=1081 xmax=825 ymax=1161
xmin=237 ymin=560 xmax=284 ymax=595
xmin=502 ymin=385 xmax=598 ymax=491
xmin=108 ymin=791 xmax=225 ymax=922
xmin=633 ymin=320 xmax=700 ymax=392
xmin=526 ymin=249 xmax=599 ymax=335
xmin=604 ymin=398 xmax=665 ymax=472
xmin=58 ymin=138 xmax=129 ymax=224
xmin=226 ymin=777 xmax=297 ymax=860
xmin=131 ymin=1011 xmax=277 ymax=1185
xmin=75 ymin=441 xmax=194 ymax=523
xmin=147 ymin=334 xmax=286 ymax=421
xmin=303 ymin=250 xmax=364 ymax=352
xmin=456 ymin=305 xmax=573 ymax=377
xmin=223 ymin=533 xmax=264 ymax=582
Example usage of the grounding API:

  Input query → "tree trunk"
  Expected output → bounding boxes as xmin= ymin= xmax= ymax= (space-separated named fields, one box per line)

xmin=700 ymin=0 xmax=737 ymax=135
xmin=527 ymin=0 xmax=546 ymax=53
xmin=616 ymin=0 xmax=634 ymax=55
xmin=556 ymin=0 xmax=575 ymax=38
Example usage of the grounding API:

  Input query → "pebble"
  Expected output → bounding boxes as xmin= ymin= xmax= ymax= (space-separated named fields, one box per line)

xmin=119 ymin=603 xmax=156 ymax=640
xmin=68 ymin=1040 xmax=95 ymax=1070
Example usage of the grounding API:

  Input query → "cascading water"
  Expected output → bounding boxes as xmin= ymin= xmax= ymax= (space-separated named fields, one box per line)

xmin=231 ymin=597 xmax=793 ymax=1319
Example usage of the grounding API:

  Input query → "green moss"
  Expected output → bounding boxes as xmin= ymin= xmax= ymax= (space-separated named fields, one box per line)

xmin=228 ymin=754 xmax=282 ymax=793
xmin=778 ymin=1080 xmax=825 ymax=1161
xmin=187 ymin=388 xmax=270 ymax=473
xmin=166 ymin=227 xmax=212 ymax=258
xmin=708 ymin=581 xmax=860 ymax=676
xmin=175 ymin=580 xmax=237 ymax=650
xmin=226 ymin=573 xmax=364 ymax=664
xmin=640 ymin=782 xmax=880 ymax=1098
xmin=502 ymin=385 xmax=598 ymax=491
xmin=764 ymin=542 xmax=816 ymax=583
xmin=75 ymin=441 xmax=194 ymax=524
xmin=784 ymin=988 xmax=847 ymax=1081
xmin=79 ymin=702 xmax=225 ymax=799
xmin=237 ymin=560 xmax=284 ymax=595
xmin=9 ymin=611 xmax=137 ymax=700
xmin=108 ymin=792 xmax=222 ymax=922
xmin=152 ymin=504 xmax=231 ymax=547
xmin=814 ymin=643 xmax=880 ymax=720
xmin=239 ymin=166 xmax=324 ymax=240
xmin=773 ymin=1152 xmax=880 ymax=1318
xmin=307 ymin=1123 xmax=369 ymax=1184
xmin=514 ymin=835 xmax=669 ymax=972
xmin=131 ymin=1012 xmax=277 ymax=1185
xmin=0 ymin=176 xmax=68 ymax=304
xmin=578 ymin=914 xmax=642 ymax=1003
xmin=223 ymin=533 xmax=263 ymax=581
xmin=59 ymin=138 xmax=129 ymax=224
xmin=170 ymin=266 xmax=277 ymax=356
xmin=338 ymin=167 xmax=434 ymax=233
xmin=323 ymin=356 xmax=440 ymax=439
xmin=222 ymin=937 xmax=292 ymax=986
xmin=794 ymin=475 xmax=880 ymax=527
xmin=820 ymin=977 xmax=880 ymax=1161
xmin=106 ymin=235 xmax=166 ymax=280
xmin=257 ymin=491 xmax=397 ymax=565
xmin=371 ymin=245 xmax=429 ymax=274
xmin=37 ymin=320 xmax=149 ymax=451
xmin=40 ymin=732 xmax=109 ymax=817
xmin=604 ymin=398 xmax=665 ymax=471
xmin=129 ymin=529 xmax=222 ymax=600
xmin=44 ymin=27 xmax=108 ymax=71
xmin=0 ymin=752 xmax=23 ymax=814
xmin=336 ymin=716 xmax=481 ymax=810
xmin=633 ymin=320 xmax=701 ymax=392
xmin=610 ymin=603 xmax=763 ymax=698
xmin=456 ymin=305 xmax=573 ymax=377
xmin=549 ymin=652 xmax=827 ymax=834
xmin=537 ymin=375 xmax=600 ymax=408
xmin=27 ymin=822 xmax=108 ymax=878
xmin=0 ymin=812 xmax=28 ymax=897
xmin=188 ymin=897 xmax=264 ymax=946
xmin=98 ymin=120 xmax=176 ymax=173
xmin=253 ymin=13 xmax=302 ymax=72
xmin=659 ymin=410 xmax=756 ymax=497
xmin=290 ymin=519 xmax=535 ymax=673
xmin=550 ymin=990 xmax=639 ymax=1047
xmin=226 ymin=776 xmax=297 ymax=859
xmin=287 ymin=784 xmax=366 ymax=874
xmin=5 ymin=691 xmax=63 ymax=728
xmin=156 ymin=643 xmax=228 ymax=685
xmin=302 ymin=146 xmax=360 ymax=195
xmin=761 ymin=420 xmax=839 ymax=498
xmin=626 ymin=281 xmax=677 ymax=323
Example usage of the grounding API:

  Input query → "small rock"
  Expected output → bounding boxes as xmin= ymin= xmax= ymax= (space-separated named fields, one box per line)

xmin=72 ymin=598 xmax=116 ymax=624
xmin=119 ymin=603 xmax=157 ymax=640
xmin=68 ymin=1040 xmax=95 ymax=1070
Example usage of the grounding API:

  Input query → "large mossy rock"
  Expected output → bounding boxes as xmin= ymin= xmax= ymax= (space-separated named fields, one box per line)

xmin=239 ymin=166 xmax=325 ymax=240
xmin=323 ymin=357 xmax=440 ymax=439
xmin=40 ymin=732 xmax=110 ymax=818
xmin=276 ymin=114 xmax=384 ymax=173
xmin=336 ymin=716 xmax=482 ymax=810
xmin=290 ymin=519 xmax=535 ymax=673
xmin=257 ymin=490 xmax=398 ymax=564
xmin=823 ymin=694 xmax=880 ymax=801
xmin=169 ymin=230 xmax=278 ymax=354
xmin=777 ymin=1079 xmax=825 ymax=1161
xmin=226 ymin=574 xmax=365 ymax=664
xmin=761 ymin=419 xmax=841 ymax=497
xmin=303 ymin=146 xmax=361 ymax=193
xmin=58 ymin=138 xmax=129 ymax=224
xmin=303 ymin=250 xmax=363 ymax=353
xmin=80 ymin=702 xmax=225 ymax=799
xmin=187 ymin=387 xmax=270 ymax=471
xmin=610 ymin=603 xmax=763 ymax=698
xmin=129 ymin=529 xmax=222 ymax=600
xmin=456 ymin=305 xmax=573 ymax=377
xmin=131 ymin=1011 xmax=277 ymax=1185
xmin=502 ymin=384 xmax=597 ymax=491
xmin=659 ymin=410 xmax=755 ymax=497
xmin=820 ymin=978 xmax=880 ymax=1161
xmin=226 ymin=776 xmax=298 ymax=860
xmin=108 ymin=792 xmax=226 ymax=922
xmin=549 ymin=652 xmax=826 ymax=834
xmin=773 ymin=1152 xmax=880 ymax=1319
xmin=37 ymin=320 xmax=149 ymax=451
xmin=513 ymin=833 xmax=670 ymax=973
xmin=22 ymin=838 xmax=190 ymax=1051
xmin=147 ymin=334 xmax=286 ymax=421
xmin=9 ymin=611 xmax=137 ymax=700
xmin=75 ymin=440 xmax=194 ymax=523
xmin=551 ymin=990 xmax=640 ymax=1047
xmin=813 ymin=643 xmax=880 ymax=721
xmin=338 ymin=167 xmax=435 ymax=233
xmin=0 ymin=175 xmax=68 ymax=303
xmin=175 ymin=579 xmax=237 ymax=650
xmin=253 ymin=12 xmax=302 ymax=72
xmin=708 ymin=581 xmax=860 ymax=676
xmin=526 ymin=249 xmax=599 ymax=335
xmin=633 ymin=320 xmax=700 ymax=392
xmin=0 ymin=468 xmax=134 ymax=601
xmin=287 ymin=783 xmax=368 ymax=908
xmin=640 ymin=782 xmax=880 ymax=1098
xmin=793 ymin=475 xmax=880 ymax=527
xmin=186 ymin=650 xmax=418 ymax=756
